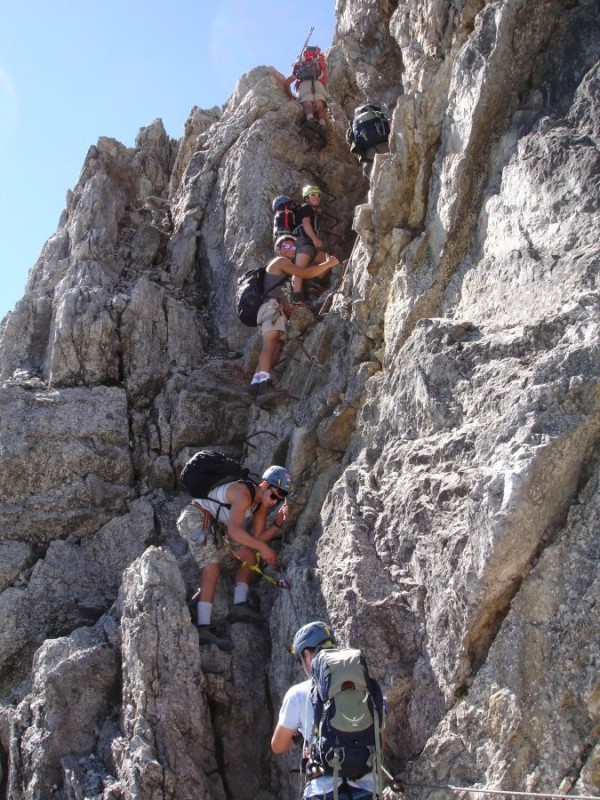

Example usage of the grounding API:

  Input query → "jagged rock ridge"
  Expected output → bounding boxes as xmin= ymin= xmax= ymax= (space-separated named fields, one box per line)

xmin=0 ymin=0 xmax=599 ymax=798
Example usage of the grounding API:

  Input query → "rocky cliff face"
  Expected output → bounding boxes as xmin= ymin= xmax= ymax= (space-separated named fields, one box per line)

xmin=0 ymin=0 xmax=599 ymax=798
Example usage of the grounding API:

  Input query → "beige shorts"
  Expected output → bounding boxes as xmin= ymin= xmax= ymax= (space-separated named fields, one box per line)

xmin=297 ymin=79 xmax=327 ymax=104
xmin=257 ymin=298 xmax=286 ymax=334
xmin=176 ymin=503 xmax=240 ymax=570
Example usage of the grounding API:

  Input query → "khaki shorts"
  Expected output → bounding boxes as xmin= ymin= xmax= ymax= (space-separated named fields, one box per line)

xmin=257 ymin=298 xmax=286 ymax=334
xmin=297 ymin=79 xmax=327 ymax=104
xmin=176 ymin=503 xmax=241 ymax=570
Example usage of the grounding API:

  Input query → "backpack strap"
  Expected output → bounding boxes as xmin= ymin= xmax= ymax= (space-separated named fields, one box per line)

xmin=371 ymin=705 xmax=383 ymax=799
xmin=331 ymin=752 xmax=342 ymax=800
xmin=193 ymin=479 xmax=256 ymax=525
xmin=240 ymin=478 xmax=257 ymax=505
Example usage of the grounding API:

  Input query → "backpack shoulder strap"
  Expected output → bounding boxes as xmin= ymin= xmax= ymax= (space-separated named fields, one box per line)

xmin=240 ymin=479 xmax=257 ymax=504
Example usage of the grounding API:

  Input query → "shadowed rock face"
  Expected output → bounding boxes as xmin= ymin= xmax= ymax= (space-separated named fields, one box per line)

xmin=0 ymin=0 xmax=599 ymax=798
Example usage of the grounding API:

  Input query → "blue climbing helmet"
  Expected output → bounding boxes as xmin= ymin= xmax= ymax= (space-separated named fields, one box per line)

xmin=272 ymin=194 xmax=293 ymax=211
xmin=291 ymin=621 xmax=335 ymax=656
xmin=262 ymin=465 xmax=292 ymax=495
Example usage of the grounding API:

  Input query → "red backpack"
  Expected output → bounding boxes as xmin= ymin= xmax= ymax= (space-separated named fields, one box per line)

xmin=293 ymin=46 xmax=326 ymax=81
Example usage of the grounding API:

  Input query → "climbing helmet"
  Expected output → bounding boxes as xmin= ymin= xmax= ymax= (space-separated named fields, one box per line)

xmin=272 ymin=195 xmax=292 ymax=212
xmin=262 ymin=465 xmax=292 ymax=495
xmin=302 ymin=185 xmax=322 ymax=199
xmin=291 ymin=621 xmax=335 ymax=656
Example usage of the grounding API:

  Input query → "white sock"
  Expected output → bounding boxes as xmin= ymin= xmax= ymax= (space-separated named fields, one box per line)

xmin=233 ymin=582 xmax=249 ymax=605
xmin=197 ymin=601 xmax=212 ymax=626
xmin=319 ymin=118 xmax=326 ymax=126
xmin=306 ymin=113 xmax=314 ymax=120
xmin=250 ymin=371 xmax=270 ymax=385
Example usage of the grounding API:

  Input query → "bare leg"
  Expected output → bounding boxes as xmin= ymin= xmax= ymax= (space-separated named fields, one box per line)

xmin=200 ymin=563 xmax=221 ymax=603
xmin=302 ymin=100 xmax=316 ymax=121
xmin=315 ymin=100 xmax=327 ymax=123
xmin=293 ymin=251 xmax=313 ymax=298
xmin=258 ymin=330 xmax=283 ymax=374
xmin=234 ymin=546 xmax=259 ymax=584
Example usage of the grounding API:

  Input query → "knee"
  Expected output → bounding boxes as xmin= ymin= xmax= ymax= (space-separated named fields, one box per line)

xmin=238 ymin=547 xmax=257 ymax=564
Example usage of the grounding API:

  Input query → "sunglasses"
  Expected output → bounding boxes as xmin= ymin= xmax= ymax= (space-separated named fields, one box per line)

xmin=308 ymin=193 xmax=321 ymax=198
xmin=269 ymin=488 xmax=287 ymax=502
xmin=281 ymin=242 xmax=296 ymax=250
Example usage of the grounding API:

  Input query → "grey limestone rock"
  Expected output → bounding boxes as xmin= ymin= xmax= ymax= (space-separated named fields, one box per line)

xmin=0 ymin=1 xmax=599 ymax=798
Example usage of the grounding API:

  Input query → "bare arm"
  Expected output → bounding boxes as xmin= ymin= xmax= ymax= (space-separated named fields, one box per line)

xmin=271 ymin=254 xmax=339 ymax=280
xmin=301 ymin=216 xmax=323 ymax=249
xmin=271 ymin=723 xmax=298 ymax=754
xmin=283 ymin=74 xmax=296 ymax=99
xmin=252 ymin=502 xmax=289 ymax=544
xmin=226 ymin=484 xmax=278 ymax=564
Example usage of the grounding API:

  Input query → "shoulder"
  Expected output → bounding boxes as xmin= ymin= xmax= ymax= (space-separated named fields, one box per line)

xmin=284 ymin=677 xmax=311 ymax=699
xmin=225 ymin=480 xmax=253 ymax=508
xmin=279 ymin=678 xmax=312 ymax=717
xmin=266 ymin=256 xmax=290 ymax=274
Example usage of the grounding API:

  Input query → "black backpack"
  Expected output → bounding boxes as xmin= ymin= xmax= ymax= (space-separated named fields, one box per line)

xmin=309 ymin=648 xmax=384 ymax=796
xmin=180 ymin=450 xmax=254 ymax=501
xmin=236 ymin=267 xmax=288 ymax=328
xmin=273 ymin=199 xmax=300 ymax=241
xmin=348 ymin=104 xmax=390 ymax=154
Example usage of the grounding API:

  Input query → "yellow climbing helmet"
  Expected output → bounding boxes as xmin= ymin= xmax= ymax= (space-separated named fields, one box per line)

xmin=302 ymin=185 xmax=322 ymax=199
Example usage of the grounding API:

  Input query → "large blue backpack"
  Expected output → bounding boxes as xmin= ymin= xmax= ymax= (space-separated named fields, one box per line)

xmin=309 ymin=648 xmax=384 ymax=798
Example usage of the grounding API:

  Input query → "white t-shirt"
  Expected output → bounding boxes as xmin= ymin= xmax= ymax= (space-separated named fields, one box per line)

xmin=277 ymin=678 xmax=374 ymax=798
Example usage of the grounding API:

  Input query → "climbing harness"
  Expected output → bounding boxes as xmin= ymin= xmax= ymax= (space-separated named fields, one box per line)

xmin=395 ymin=782 xmax=600 ymax=800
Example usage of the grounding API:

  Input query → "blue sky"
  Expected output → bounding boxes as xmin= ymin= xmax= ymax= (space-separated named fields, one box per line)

xmin=0 ymin=1 xmax=336 ymax=321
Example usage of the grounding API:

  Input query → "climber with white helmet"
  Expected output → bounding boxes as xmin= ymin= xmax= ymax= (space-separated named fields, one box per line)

xmin=177 ymin=464 xmax=292 ymax=649
xmin=249 ymin=234 xmax=339 ymax=404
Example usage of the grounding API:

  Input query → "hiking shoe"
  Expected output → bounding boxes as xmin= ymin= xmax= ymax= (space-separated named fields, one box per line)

xmin=196 ymin=625 xmax=233 ymax=650
xmin=289 ymin=292 xmax=307 ymax=308
xmin=227 ymin=602 xmax=262 ymax=624
xmin=254 ymin=379 xmax=286 ymax=405
xmin=248 ymin=381 xmax=260 ymax=401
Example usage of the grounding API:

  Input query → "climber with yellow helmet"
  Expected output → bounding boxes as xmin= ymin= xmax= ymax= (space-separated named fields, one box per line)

xmin=290 ymin=185 xmax=329 ymax=305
